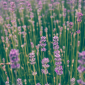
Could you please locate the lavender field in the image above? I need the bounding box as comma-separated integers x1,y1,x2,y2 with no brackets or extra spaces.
0,0,85,85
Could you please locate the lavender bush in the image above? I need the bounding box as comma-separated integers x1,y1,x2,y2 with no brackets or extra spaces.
0,0,85,85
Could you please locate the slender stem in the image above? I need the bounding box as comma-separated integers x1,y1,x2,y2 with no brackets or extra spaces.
56,75,58,85
37,50,40,75
60,76,61,84
45,68,47,83
14,69,17,85
33,65,36,85
75,22,80,84
43,52,44,57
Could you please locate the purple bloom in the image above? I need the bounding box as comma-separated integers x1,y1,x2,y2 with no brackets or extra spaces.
10,2,16,11
82,51,85,55
44,27,48,32
5,81,9,85
55,54,60,58
55,69,63,75
77,12,83,22
41,58,49,74
36,83,41,85
77,51,85,83
70,77,75,85
77,79,83,84
40,36,46,52
69,22,73,28
78,51,85,73
53,36,63,75
11,63,20,69
17,78,23,85
32,71,37,76
40,36,46,42
82,81,85,85
76,30,80,34
38,1,42,10
9,49,20,69
67,60,70,64
41,48,46,51
41,69,48,74
30,42,34,48
29,51,35,58
42,64,50,68
45,83,49,85
41,58,49,65
59,83,61,85
40,43,46,47
26,1,32,9
18,26,21,32
3,1,7,10
29,51,36,65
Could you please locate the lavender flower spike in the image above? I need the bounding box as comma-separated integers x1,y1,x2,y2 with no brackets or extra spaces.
9,49,20,69
53,35,63,75
17,78,23,85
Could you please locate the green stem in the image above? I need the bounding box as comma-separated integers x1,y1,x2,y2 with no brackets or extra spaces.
56,75,58,85
33,65,36,85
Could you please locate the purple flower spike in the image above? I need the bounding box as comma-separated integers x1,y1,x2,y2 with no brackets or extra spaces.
69,22,73,28
59,83,61,85
17,78,23,85
77,12,83,22
77,79,83,84
76,30,80,34
41,58,49,65
38,1,42,10
45,83,49,85
41,58,49,74
31,42,34,48
5,81,9,85
29,51,36,65
36,83,41,85
9,49,20,69
26,1,32,10
3,1,7,10
40,36,46,52
10,2,16,12
70,77,75,85
53,36,63,75
78,51,85,72
77,51,85,84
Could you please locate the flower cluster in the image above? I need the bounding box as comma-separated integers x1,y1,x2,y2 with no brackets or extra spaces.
67,60,70,67
77,79,85,85
30,42,34,49
76,30,80,34
9,49,20,69
38,1,42,10
26,1,32,11
53,36,63,75
3,1,7,10
17,78,23,85
10,2,16,12
36,83,41,85
5,81,9,85
77,51,85,84
40,36,46,52
29,51,36,65
41,58,50,74
69,22,73,28
77,51,85,73
70,77,75,85
77,12,83,22
53,36,59,50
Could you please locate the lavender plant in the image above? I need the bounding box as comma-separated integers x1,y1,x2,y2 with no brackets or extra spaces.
0,0,85,85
